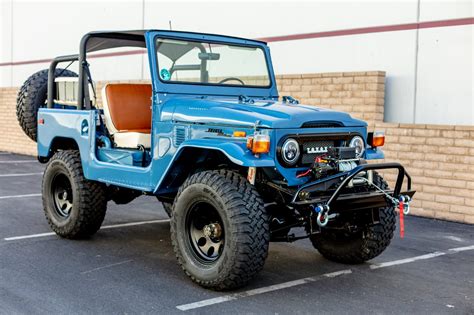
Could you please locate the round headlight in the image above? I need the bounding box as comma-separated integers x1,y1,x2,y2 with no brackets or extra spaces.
349,136,365,158
281,138,300,165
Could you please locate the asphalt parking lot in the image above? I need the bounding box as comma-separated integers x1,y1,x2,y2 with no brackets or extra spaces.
0,151,473,314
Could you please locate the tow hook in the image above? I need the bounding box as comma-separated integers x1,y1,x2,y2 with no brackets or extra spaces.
398,195,411,215
313,204,337,227
397,195,411,238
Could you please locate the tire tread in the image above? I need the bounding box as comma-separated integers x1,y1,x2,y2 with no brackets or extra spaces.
170,170,269,290
42,150,107,239
16,69,77,141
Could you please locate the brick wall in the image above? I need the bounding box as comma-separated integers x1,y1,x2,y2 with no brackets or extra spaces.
277,71,385,127
0,71,472,223
376,122,474,224
0,87,36,155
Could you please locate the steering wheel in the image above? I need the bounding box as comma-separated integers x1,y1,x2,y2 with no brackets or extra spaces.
217,77,245,85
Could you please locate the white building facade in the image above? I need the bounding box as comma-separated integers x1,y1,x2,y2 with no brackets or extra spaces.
1,0,473,124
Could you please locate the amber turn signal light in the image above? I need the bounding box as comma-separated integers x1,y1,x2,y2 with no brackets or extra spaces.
247,134,270,154
233,131,246,137
369,131,385,147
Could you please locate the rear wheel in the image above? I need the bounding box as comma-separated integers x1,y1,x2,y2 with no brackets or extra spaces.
309,173,396,264
42,150,107,239
171,170,270,290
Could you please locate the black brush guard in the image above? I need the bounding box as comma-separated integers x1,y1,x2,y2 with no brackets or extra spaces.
291,163,415,212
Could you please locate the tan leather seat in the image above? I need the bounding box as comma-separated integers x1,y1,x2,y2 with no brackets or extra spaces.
102,83,152,148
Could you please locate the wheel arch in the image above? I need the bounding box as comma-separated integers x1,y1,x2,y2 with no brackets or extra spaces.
39,136,80,163
155,146,242,198
155,140,275,197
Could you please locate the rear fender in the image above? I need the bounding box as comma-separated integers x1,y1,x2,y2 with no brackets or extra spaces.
37,109,92,162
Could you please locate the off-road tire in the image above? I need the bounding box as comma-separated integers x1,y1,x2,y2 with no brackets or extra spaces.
309,173,396,264
16,68,77,141
171,170,270,290
42,150,107,239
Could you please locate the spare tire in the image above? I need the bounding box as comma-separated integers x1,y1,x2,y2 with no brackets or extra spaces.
16,68,78,142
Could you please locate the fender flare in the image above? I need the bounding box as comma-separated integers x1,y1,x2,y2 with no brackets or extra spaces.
153,138,275,194
176,139,275,167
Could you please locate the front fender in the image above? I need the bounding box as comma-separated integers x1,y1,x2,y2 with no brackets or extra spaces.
177,139,275,167
153,138,274,194
365,147,385,160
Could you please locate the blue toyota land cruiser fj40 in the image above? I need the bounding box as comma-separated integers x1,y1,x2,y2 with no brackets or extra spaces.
16,30,415,290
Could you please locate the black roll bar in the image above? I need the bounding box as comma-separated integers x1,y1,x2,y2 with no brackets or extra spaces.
78,33,91,110
47,54,79,108
49,32,147,110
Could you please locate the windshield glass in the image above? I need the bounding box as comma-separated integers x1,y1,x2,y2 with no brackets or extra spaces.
156,38,270,87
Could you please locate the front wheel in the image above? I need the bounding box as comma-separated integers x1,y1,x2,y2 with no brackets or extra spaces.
171,170,270,290
309,173,396,264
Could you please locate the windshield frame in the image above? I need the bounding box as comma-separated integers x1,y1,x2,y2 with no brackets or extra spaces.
148,31,278,98
155,37,272,89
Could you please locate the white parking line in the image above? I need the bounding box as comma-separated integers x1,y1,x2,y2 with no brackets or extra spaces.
81,259,133,275
177,245,474,311
448,245,474,252
176,269,352,311
100,219,170,230
0,160,37,163
3,219,170,241
0,193,41,200
443,235,465,242
0,172,43,177
369,251,446,269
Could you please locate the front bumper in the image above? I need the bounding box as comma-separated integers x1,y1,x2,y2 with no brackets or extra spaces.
291,162,416,212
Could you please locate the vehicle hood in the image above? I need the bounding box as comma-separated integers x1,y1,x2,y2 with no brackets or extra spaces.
161,97,367,129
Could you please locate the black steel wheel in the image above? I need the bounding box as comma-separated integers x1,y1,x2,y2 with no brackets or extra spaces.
171,170,269,290
42,150,107,239
186,201,225,262
51,173,74,218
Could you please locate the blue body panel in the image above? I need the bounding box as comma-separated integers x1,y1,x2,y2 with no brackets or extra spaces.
37,109,91,159
37,30,384,194
159,96,366,129
365,147,385,160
